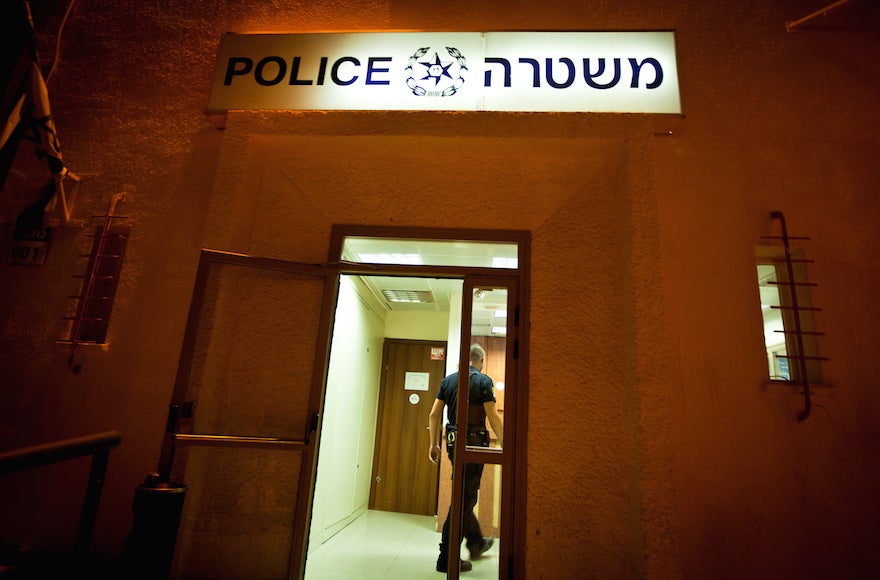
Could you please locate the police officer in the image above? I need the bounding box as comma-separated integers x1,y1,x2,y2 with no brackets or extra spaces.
428,343,504,573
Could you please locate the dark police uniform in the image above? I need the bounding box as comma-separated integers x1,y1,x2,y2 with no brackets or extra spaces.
435,365,495,562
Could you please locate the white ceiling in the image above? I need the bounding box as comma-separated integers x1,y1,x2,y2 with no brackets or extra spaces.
355,275,509,337
342,237,513,336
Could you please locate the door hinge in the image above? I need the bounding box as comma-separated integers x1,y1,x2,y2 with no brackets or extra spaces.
164,404,180,434
165,401,194,435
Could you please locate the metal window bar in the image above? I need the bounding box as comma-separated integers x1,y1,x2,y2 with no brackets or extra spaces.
776,354,831,361
760,211,829,421
0,431,122,559
774,330,825,336
766,280,818,287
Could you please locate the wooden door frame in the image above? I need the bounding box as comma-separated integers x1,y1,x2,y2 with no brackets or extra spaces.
326,225,530,580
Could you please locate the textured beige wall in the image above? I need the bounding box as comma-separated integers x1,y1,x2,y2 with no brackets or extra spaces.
653,3,880,578
0,1,878,579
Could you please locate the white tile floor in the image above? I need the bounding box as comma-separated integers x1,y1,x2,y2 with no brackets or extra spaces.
304,510,499,579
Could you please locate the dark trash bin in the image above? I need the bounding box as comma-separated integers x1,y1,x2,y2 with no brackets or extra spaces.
122,473,186,579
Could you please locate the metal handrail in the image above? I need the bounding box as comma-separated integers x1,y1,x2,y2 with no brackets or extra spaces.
0,431,122,558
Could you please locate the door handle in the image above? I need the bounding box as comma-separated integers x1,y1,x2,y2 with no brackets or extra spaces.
375,476,381,484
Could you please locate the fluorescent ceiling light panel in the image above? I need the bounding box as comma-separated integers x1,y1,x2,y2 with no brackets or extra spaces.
492,257,518,268
382,289,434,303
359,252,421,265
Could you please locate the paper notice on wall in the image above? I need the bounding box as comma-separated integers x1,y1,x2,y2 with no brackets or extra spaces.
405,372,430,391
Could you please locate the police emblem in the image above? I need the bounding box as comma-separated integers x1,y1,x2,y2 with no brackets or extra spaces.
405,46,467,96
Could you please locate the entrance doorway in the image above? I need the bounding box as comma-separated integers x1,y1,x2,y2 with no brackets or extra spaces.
307,226,527,579
161,227,528,579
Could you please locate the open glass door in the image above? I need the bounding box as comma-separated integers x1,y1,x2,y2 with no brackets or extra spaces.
446,276,518,579
158,250,338,580
325,226,527,579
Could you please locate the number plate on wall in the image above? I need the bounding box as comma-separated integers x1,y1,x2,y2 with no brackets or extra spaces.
7,227,52,266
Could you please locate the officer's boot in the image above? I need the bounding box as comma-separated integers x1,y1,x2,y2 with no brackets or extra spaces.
436,543,472,573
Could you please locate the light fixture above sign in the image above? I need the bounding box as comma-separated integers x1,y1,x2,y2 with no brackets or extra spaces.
207,31,681,115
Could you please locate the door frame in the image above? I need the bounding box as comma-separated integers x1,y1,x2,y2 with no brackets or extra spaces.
325,225,530,579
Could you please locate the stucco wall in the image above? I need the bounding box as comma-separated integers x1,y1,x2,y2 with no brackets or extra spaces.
654,2,880,578
1,1,878,579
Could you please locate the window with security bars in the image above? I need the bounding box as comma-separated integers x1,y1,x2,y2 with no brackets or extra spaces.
755,247,822,384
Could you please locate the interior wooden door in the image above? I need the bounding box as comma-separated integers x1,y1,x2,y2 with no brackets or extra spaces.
369,339,447,515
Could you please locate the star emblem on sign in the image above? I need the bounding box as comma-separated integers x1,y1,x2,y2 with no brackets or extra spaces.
419,52,454,86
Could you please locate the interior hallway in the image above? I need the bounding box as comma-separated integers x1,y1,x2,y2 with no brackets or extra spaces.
305,510,499,579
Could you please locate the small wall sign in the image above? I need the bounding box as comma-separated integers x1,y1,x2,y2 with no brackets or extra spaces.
7,226,52,266
208,31,681,114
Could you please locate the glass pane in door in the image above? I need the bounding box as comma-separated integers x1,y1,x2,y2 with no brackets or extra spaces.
170,445,302,579
455,462,503,578
183,260,325,438
466,286,507,452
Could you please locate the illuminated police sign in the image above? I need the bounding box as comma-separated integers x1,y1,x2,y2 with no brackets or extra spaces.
208,32,681,114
